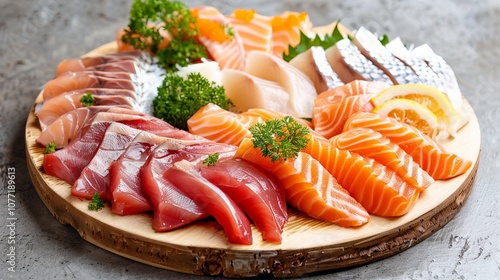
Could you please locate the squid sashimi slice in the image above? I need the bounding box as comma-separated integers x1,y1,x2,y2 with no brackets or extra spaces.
325,38,393,85
343,112,472,180
188,103,261,146
72,123,142,201
235,138,370,227
141,140,236,232
165,159,253,245
329,128,434,191
194,6,246,70
271,11,313,58
43,71,135,100
108,131,166,215
313,80,389,139
56,52,144,75
227,10,273,54
244,51,318,118
303,135,420,217
221,69,290,114
352,27,422,85
37,91,137,130
201,158,288,243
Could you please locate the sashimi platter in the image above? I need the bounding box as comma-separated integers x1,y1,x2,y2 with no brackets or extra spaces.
25,0,480,278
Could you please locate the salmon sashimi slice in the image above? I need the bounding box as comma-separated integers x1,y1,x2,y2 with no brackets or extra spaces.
235,138,370,227
43,72,135,100
201,158,288,243
194,6,246,70
227,9,273,54
242,108,313,129
303,135,420,216
108,131,167,215
352,27,422,85
187,103,260,146
329,128,434,191
343,112,472,180
72,123,142,201
271,11,313,58
325,38,393,84
313,80,390,139
221,68,290,114
141,140,235,232
36,92,137,130
165,159,253,245
244,51,318,118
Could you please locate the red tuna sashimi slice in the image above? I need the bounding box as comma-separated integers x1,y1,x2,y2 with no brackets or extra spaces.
165,159,253,245
140,140,237,231
108,131,168,215
72,123,142,201
37,92,137,130
329,127,434,191
43,72,135,100
201,158,287,243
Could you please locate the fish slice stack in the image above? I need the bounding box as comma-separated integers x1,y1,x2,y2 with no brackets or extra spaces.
34,5,474,245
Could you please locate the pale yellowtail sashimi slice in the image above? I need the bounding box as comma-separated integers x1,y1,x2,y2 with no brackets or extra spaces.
227,9,273,54
221,69,290,114
352,27,422,85
343,112,472,180
329,127,434,191
325,38,393,85
235,138,370,227
303,135,420,217
244,51,317,118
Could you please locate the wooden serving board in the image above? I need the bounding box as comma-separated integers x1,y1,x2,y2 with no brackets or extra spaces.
25,42,481,278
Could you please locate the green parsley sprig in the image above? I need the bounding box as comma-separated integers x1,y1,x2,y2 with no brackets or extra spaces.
80,92,95,107
153,72,232,130
283,22,345,62
249,116,310,162
88,192,105,211
44,141,56,154
122,0,206,70
203,153,219,166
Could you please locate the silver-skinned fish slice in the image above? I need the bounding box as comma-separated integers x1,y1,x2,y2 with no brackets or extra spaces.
325,38,393,85
352,27,422,85
310,46,345,90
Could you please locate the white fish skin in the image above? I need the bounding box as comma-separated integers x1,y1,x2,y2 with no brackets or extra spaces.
326,38,393,85
353,27,422,85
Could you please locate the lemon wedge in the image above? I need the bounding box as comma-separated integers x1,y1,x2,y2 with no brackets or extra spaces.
370,84,461,139
372,98,439,137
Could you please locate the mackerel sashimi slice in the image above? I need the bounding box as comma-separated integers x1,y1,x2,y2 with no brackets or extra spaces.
165,160,253,245
235,138,370,227
72,123,142,201
140,140,237,232
201,158,288,243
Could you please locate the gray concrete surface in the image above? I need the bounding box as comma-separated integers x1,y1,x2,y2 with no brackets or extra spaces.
1,0,499,279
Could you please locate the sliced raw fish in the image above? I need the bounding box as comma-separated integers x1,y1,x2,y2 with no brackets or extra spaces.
141,140,237,232
201,158,287,243
221,69,290,114
72,123,142,201
165,159,253,245
352,27,422,85
271,11,313,58
325,38,393,84
329,127,434,191
244,51,317,118
289,47,336,93
36,91,137,130
227,10,273,54
56,52,150,75
343,112,472,180
235,138,370,227
311,46,344,90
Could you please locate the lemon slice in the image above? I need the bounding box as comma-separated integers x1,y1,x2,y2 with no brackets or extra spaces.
372,98,439,137
370,84,461,138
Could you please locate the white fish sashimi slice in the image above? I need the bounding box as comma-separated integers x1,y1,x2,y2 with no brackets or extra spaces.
221,69,290,114
326,38,393,85
353,27,422,85
176,61,222,85
244,51,317,118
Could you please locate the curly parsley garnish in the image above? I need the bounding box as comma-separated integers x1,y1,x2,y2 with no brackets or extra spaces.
121,0,206,70
80,92,95,107
44,141,56,154
88,192,105,211
203,153,219,166
249,116,310,162
153,72,232,130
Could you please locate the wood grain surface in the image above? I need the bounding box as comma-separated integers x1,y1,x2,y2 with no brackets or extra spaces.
25,43,481,278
